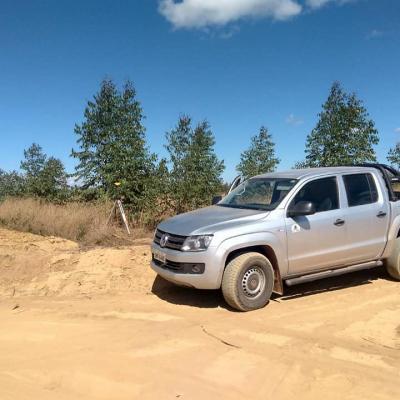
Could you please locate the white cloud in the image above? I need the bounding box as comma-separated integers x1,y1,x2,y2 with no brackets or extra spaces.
306,0,355,9
159,0,359,30
286,114,304,126
219,26,241,39
367,29,384,39
306,0,331,8
395,127,400,133
159,0,303,29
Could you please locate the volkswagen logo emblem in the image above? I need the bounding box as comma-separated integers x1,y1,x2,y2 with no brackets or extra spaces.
160,234,169,248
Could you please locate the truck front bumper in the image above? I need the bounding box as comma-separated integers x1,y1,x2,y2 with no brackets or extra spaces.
150,243,222,290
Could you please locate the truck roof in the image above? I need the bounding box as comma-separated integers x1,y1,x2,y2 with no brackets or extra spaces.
255,166,379,180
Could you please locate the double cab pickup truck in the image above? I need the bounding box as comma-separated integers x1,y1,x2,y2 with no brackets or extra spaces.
151,164,400,311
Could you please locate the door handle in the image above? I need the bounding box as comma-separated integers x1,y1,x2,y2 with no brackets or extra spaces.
377,211,387,218
334,219,345,226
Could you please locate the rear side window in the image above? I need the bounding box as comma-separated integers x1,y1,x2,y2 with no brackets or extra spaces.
343,174,378,207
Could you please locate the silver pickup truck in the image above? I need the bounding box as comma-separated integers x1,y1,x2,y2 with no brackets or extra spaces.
151,164,400,311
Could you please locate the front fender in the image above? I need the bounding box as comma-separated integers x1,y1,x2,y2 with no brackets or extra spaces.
213,231,288,287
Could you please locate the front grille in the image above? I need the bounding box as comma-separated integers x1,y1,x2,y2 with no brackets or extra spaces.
154,229,187,251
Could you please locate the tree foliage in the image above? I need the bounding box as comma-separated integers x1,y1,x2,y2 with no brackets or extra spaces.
387,144,400,169
139,158,172,226
21,143,46,179
2,77,390,229
292,160,309,170
236,126,280,178
302,82,379,167
0,169,26,198
20,143,68,201
166,116,225,213
71,79,156,211
39,157,69,200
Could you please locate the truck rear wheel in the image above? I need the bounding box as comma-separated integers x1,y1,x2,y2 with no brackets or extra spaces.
385,238,400,280
222,252,274,311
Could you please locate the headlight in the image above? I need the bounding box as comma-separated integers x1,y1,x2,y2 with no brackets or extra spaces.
181,235,213,252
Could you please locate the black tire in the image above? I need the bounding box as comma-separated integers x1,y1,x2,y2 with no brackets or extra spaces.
221,252,274,311
385,238,400,280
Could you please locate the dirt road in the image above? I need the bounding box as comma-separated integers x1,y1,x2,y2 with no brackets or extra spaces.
0,228,399,399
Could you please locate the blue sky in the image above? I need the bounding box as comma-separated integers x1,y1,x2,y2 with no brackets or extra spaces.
0,0,399,182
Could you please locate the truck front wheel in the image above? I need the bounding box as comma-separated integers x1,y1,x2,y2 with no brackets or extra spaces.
385,238,400,280
222,252,274,311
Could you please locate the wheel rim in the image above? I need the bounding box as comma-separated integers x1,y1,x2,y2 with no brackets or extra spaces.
241,266,266,299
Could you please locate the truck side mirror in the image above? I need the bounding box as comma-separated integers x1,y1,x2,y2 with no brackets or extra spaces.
287,201,316,218
212,195,222,205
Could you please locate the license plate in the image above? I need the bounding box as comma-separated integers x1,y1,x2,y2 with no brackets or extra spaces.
153,250,167,264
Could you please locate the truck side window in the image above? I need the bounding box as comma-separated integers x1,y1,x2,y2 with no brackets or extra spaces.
343,173,378,207
383,169,400,200
291,177,339,213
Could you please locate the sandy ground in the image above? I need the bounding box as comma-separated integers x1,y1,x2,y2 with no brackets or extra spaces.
0,228,399,400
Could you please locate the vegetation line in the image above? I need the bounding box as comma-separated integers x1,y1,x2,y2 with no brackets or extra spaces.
1,79,399,242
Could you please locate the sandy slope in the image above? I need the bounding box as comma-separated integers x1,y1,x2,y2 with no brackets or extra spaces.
0,228,399,400
0,228,154,297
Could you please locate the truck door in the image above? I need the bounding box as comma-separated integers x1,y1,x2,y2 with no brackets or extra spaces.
285,176,349,274
340,172,390,263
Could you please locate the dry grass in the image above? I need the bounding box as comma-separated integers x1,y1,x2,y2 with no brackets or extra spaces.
0,197,152,246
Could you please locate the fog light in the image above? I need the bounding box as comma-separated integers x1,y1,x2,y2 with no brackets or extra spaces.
191,265,201,274
183,263,205,274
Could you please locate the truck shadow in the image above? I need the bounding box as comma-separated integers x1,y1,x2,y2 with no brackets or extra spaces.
151,267,394,309
151,275,229,309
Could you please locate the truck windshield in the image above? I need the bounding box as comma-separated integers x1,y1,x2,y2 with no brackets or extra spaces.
218,178,298,211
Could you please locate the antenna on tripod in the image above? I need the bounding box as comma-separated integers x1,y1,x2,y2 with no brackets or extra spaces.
107,182,131,235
